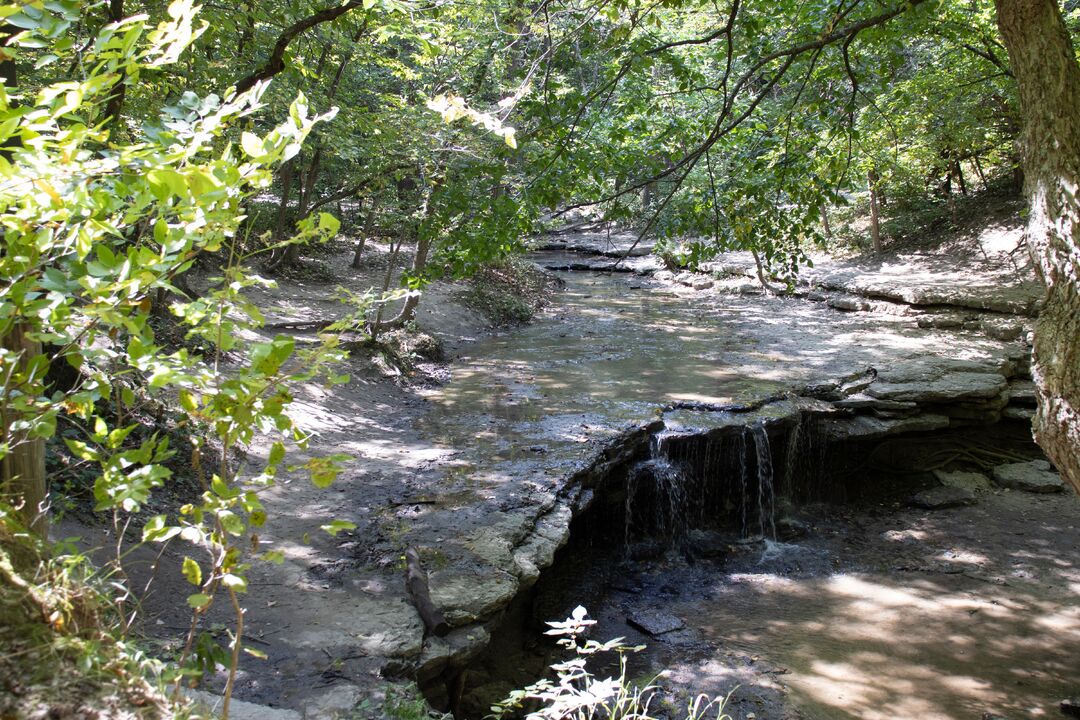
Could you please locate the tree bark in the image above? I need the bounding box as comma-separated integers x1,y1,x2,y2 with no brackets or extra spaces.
867,169,883,253
351,197,378,270
995,0,1080,492
2,324,47,536
0,28,46,536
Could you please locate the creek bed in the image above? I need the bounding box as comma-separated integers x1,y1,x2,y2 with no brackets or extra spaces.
450,421,1080,720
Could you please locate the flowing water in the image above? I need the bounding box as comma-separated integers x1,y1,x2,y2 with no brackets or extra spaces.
412,264,1080,720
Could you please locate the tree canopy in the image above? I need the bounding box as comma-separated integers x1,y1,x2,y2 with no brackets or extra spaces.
1,0,1079,712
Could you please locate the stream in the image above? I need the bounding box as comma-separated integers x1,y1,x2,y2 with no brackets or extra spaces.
407,259,1080,720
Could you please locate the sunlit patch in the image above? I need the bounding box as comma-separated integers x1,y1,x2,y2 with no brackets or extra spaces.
882,529,928,542
935,549,988,565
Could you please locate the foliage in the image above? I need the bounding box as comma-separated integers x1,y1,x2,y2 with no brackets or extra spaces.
492,607,733,720
458,258,562,327
0,505,186,718
0,0,1059,713
0,0,356,714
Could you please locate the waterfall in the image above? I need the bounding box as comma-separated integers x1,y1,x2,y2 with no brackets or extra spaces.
625,431,690,550
735,430,749,538
751,425,777,540
625,420,781,552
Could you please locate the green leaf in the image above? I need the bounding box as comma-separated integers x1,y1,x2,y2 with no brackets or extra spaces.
179,390,197,412
218,510,245,536
187,593,212,609
317,212,340,235
221,573,247,592
182,557,202,586
147,168,187,199
321,519,357,537
268,441,285,466
142,515,182,542
240,131,264,159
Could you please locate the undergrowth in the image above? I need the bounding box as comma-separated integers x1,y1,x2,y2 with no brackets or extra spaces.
0,510,190,719
458,258,564,327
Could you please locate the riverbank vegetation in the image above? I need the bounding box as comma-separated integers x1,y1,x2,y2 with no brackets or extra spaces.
1,0,1079,717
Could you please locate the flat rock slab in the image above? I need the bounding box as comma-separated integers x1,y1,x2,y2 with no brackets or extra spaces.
429,566,520,626
911,486,978,509
822,413,950,442
992,460,1064,493
185,690,302,720
627,609,685,636
934,469,992,492
868,371,1008,403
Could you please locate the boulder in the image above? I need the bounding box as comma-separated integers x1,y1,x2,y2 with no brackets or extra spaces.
910,486,977,509
776,517,810,540
429,566,520,626
687,529,731,558
991,460,1065,493
1002,406,1035,421
1007,380,1037,407
980,318,1025,342
415,625,491,681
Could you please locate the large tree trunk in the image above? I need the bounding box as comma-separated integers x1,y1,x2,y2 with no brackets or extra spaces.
995,0,1080,493
2,324,47,536
0,28,46,536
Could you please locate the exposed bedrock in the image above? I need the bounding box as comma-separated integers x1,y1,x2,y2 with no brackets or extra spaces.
403,353,1059,704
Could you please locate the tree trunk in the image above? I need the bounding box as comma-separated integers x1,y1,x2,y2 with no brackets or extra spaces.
273,159,295,244
2,324,47,536
995,0,1080,492
867,169,882,253
102,0,127,128
0,28,45,536
953,160,968,196
821,205,832,238
973,155,989,192
351,198,378,270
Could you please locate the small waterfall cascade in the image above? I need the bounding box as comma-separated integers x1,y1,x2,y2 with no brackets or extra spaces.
625,430,690,550
780,410,825,502
624,419,783,551
751,424,777,540
734,430,749,537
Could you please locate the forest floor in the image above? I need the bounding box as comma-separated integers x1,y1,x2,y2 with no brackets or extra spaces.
55,193,1079,720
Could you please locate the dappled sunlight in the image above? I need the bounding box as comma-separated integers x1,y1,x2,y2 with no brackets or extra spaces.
677,495,1080,720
